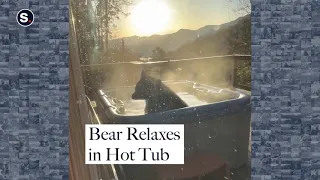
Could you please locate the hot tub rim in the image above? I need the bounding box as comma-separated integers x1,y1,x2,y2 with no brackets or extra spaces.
97,81,251,124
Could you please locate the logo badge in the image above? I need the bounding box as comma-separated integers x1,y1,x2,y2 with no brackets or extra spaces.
16,9,34,27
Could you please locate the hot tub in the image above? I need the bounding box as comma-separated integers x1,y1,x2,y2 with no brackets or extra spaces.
96,80,251,168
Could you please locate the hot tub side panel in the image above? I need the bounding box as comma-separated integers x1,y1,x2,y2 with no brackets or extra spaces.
183,105,251,168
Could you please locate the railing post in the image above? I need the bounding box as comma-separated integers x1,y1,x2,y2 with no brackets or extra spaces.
232,56,238,88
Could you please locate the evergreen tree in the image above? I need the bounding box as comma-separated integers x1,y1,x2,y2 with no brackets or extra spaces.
151,47,166,61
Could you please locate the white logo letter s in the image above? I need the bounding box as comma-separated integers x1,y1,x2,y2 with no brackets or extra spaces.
20,13,28,23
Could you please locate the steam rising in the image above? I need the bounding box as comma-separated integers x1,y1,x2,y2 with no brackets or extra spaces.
100,57,235,89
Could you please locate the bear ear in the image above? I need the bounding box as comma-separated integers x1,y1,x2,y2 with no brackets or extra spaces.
141,70,146,79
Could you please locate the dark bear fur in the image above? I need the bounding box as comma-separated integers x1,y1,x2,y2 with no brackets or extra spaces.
132,71,188,114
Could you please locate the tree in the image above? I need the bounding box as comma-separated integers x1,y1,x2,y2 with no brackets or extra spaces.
151,47,167,61
228,0,251,15
226,15,251,55
95,0,133,53
108,40,140,62
70,0,133,64
70,0,135,97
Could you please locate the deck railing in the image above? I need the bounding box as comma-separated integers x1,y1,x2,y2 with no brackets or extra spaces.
81,55,251,97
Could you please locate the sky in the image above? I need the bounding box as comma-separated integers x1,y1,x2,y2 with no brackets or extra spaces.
112,0,243,38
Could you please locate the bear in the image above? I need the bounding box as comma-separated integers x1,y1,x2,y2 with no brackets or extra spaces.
132,70,188,114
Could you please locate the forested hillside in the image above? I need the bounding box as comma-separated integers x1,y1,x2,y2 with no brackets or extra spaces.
169,15,251,59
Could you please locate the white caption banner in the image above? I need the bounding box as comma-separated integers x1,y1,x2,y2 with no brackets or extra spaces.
85,124,184,164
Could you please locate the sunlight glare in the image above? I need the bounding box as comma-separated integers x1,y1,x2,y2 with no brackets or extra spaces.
130,0,172,36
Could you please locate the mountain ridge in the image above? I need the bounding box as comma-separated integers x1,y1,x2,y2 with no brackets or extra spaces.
109,15,249,57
